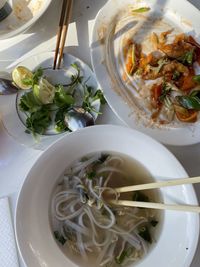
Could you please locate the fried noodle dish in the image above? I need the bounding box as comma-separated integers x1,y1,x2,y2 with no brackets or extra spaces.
123,30,200,124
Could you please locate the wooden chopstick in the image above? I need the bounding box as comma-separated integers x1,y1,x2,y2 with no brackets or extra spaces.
114,176,200,193
53,0,68,69
53,0,73,69
109,200,200,213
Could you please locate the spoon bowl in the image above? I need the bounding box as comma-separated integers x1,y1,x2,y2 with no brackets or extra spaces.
64,107,94,131
0,78,18,95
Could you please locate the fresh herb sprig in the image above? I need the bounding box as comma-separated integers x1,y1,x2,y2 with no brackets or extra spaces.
18,63,105,137
178,49,194,65
19,91,41,113
176,95,200,110
159,82,172,102
25,108,51,136
22,67,43,87
132,7,151,13
193,75,200,84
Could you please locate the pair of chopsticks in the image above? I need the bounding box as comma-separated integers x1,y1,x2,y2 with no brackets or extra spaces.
53,0,73,69
108,176,200,213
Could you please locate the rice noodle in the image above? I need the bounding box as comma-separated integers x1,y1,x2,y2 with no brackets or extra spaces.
64,220,89,236
51,153,159,267
97,166,126,176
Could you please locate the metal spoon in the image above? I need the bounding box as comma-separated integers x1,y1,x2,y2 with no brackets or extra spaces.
0,1,12,22
0,78,18,95
64,107,94,131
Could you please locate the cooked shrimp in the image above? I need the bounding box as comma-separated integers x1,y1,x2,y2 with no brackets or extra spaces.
161,61,189,76
159,41,194,59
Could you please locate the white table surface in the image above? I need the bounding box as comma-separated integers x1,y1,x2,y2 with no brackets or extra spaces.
0,0,200,266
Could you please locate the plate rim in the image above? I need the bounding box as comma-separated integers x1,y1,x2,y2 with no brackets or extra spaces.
90,0,200,146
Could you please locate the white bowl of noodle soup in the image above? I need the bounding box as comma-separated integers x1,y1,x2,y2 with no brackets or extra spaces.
15,125,199,267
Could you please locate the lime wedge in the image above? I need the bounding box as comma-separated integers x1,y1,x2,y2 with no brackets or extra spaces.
12,66,33,90
33,78,55,104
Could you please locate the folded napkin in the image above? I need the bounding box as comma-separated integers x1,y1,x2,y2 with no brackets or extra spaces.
0,197,19,267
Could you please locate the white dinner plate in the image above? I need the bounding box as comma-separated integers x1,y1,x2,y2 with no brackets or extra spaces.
15,125,199,267
1,51,101,150
91,0,200,145
0,0,52,39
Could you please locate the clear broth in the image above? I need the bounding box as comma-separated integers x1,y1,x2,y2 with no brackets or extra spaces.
50,152,163,267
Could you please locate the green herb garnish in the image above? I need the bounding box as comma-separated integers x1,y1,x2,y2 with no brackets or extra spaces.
132,7,151,13
190,89,200,98
18,63,104,138
138,226,152,243
26,108,51,135
93,89,106,104
54,85,75,108
176,95,200,110
82,85,103,114
149,58,168,75
178,49,194,65
115,250,128,264
150,220,159,227
22,67,43,87
172,70,181,80
193,75,200,84
54,231,66,245
19,91,41,113
70,63,83,85
55,108,69,133
132,191,149,202
87,171,96,180
159,82,172,102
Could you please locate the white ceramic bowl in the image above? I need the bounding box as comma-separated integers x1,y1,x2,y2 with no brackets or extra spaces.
0,0,52,39
15,125,199,267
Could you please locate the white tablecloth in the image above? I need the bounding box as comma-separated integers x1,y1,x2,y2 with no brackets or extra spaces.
0,0,200,266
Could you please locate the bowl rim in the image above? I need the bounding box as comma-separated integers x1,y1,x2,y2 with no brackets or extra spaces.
0,0,52,39
14,125,200,267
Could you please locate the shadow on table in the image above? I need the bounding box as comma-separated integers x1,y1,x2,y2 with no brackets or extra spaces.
64,0,108,67
1,0,170,70
0,0,109,69
0,0,60,63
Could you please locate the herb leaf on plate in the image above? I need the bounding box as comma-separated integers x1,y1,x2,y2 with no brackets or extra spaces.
70,63,83,85
19,91,41,113
159,82,172,102
82,85,105,114
138,226,152,243
54,85,75,108
32,67,43,84
178,49,194,65
93,89,106,104
17,62,105,138
132,7,151,13
176,95,200,110
22,67,43,87
55,108,70,133
26,108,51,135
